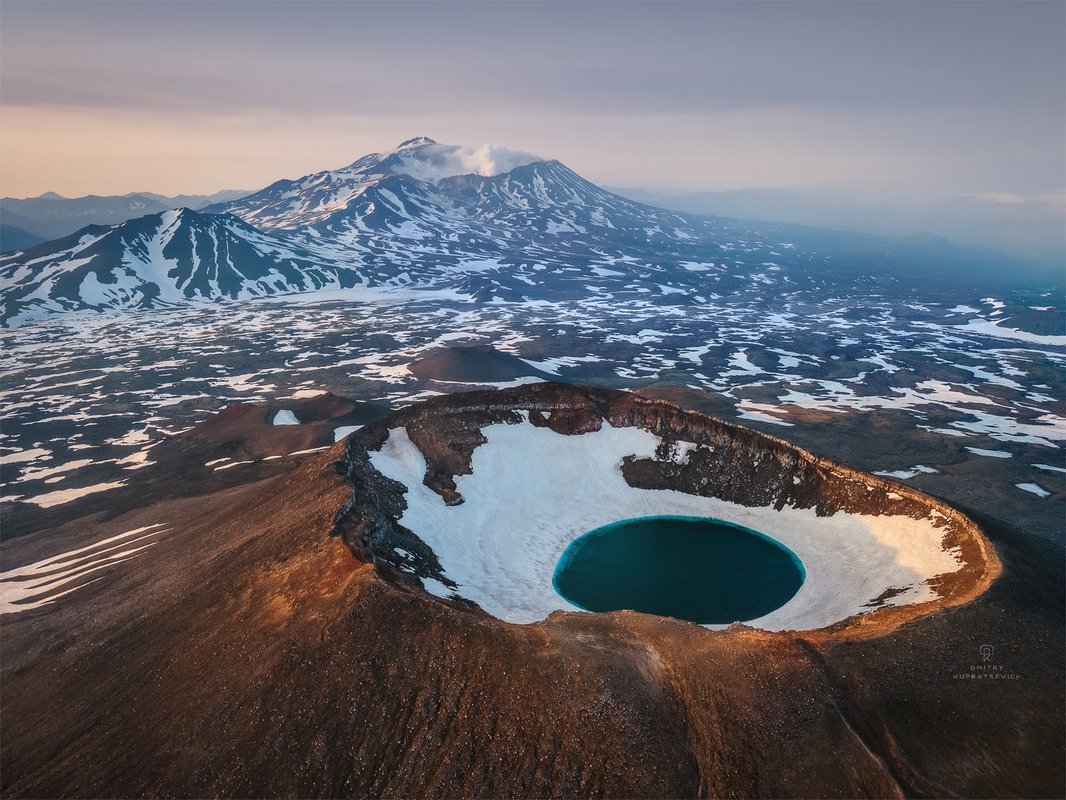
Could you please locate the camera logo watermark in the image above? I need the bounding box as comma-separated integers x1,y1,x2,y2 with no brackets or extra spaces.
952,643,1020,682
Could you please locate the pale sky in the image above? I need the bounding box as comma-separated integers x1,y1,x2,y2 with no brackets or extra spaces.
1,0,1063,198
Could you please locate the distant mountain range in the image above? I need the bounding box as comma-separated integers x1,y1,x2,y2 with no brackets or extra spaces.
0,188,251,249
607,184,1066,265
1,137,1058,324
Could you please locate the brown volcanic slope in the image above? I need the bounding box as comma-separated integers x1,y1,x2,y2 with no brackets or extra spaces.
0,391,389,541
1,384,1062,799
408,343,554,382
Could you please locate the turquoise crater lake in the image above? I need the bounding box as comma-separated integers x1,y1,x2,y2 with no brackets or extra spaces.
552,516,806,624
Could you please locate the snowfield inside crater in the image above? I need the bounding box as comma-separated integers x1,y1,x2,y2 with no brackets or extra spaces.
370,417,964,631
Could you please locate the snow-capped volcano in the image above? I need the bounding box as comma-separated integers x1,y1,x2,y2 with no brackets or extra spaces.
204,137,747,271
204,137,542,230
0,137,1035,323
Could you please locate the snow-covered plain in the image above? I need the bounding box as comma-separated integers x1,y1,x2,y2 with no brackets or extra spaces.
370,418,963,632
0,292,1061,513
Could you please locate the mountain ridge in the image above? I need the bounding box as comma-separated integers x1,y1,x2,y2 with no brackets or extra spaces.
2,137,1055,325
0,207,369,322
0,188,254,243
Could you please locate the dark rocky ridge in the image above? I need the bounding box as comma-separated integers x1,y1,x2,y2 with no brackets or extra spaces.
335,382,998,634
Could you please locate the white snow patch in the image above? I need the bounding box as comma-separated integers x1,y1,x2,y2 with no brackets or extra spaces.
214,460,253,471
0,447,50,465
272,409,300,426
518,355,603,376
449,258,504,273
949,410,1066,447
954,319,1066,346
965,447,1013,459
28,481,127,508
430,376,544,389
106,428,151,447
286,446,330,456
17,458,93,482
279,388,326,400
421,576,454,599
736,403,794,427
874,465,938,480
334,425,362,442
1033,463,1066,474
116,449,154,470
1015,483,1051,498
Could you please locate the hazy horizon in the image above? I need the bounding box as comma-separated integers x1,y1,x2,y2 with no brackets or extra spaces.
2,0,1063,201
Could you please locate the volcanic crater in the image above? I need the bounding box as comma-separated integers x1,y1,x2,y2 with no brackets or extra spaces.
336,382,999,634
6,384,1056,800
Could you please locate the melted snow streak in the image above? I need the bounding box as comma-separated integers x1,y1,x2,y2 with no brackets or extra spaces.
0,524,168,614
1016,483,1051,499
